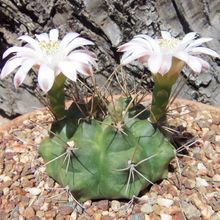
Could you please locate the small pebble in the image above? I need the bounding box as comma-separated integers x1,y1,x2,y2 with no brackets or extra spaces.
140,203,153,214
101,215,112,220
84,200,92,208
97,200,109,211
201,206,214,219
0,175,12,182
40,203,49,211
23,207,35,219
212,174,220,182
86,207,94,216
70,210,77,220
111,200,120,211
25,187,42,196
196,177,209,187
210,213,220,220
44,210,56,218
59,206,73,215
197,162,207,175
3,187,9,195
160,213,172,220
129,213,145,220
157,198,174,208
102,211,109,215
36,210,44,218
182,201,201,219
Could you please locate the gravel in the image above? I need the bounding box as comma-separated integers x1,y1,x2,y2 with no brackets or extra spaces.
0,99,219,219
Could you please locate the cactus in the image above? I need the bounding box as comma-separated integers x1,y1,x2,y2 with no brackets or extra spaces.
39,97,174,202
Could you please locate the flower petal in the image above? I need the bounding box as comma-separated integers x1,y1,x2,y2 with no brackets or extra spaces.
0,57,24,79
181,32,197,44
121,50,150,65
60,32,80,48
131,38,154,50
69,50,97,66
63,37,94,55
158,56,172,75
49,29,59,41
18,35,39,50
187,37,213,49
13,59,35,88
73,61,93,76
174,51,189,63
138,55,149,63
35,33,49,42
196,57,210,70
3,46,35,59
161,31,172,39
38,65,55,92
58,61,77,81
136,34,160,52
190,47,219,58
148,54,163,74
187,55,202,73
117,42,136,52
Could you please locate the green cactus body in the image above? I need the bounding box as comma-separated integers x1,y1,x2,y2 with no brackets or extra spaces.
39,97,174,202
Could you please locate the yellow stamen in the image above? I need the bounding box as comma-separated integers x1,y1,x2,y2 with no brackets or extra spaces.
39,40,59,54
158,38,179,49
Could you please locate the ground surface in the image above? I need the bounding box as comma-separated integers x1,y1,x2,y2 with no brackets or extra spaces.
0,100,219,220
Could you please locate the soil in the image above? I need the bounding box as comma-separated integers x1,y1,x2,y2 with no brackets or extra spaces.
0,99,219,220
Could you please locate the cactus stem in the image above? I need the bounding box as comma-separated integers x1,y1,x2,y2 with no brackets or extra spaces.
48,74,66,120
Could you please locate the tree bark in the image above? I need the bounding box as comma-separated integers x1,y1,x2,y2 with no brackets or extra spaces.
0,0,220,117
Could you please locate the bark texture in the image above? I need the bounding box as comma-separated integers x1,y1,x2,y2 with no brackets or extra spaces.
0,0,220,117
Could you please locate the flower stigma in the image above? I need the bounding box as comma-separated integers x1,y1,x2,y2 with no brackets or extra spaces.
39,40,60,55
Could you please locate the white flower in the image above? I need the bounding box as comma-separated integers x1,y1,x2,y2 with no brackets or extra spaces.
118,31,219,75
1,29,97,92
